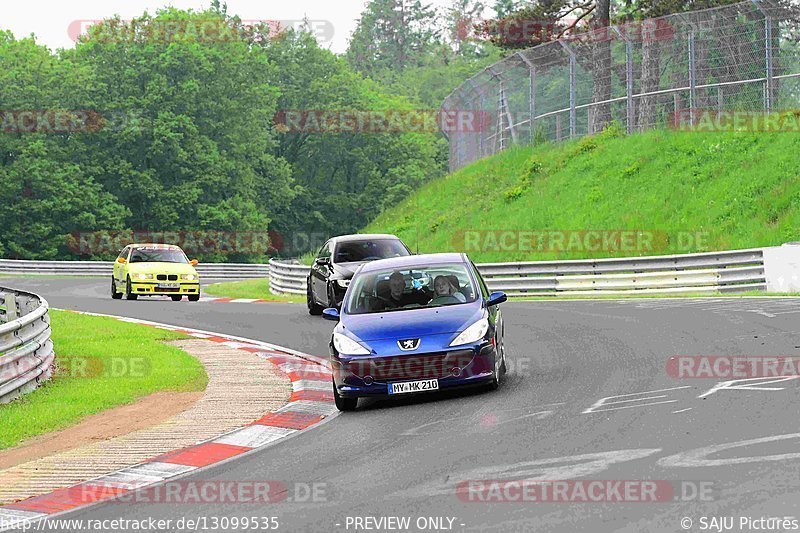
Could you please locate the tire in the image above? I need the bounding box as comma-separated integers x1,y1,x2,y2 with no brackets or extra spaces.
328,284,339,310
333,380,357,411
171,295,183,302
111,277,122,300
307,278,323,315
125,277,138,301
188,294,200,302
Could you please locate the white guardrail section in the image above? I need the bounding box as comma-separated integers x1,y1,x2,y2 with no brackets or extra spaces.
0,260,269,280
0,287,54,404
269,248,776,297
3,245,797,297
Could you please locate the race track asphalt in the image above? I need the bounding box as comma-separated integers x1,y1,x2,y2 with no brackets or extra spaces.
4,277,800,533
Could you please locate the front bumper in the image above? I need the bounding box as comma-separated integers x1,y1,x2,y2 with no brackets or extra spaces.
332,342,497,398
130,281,200,296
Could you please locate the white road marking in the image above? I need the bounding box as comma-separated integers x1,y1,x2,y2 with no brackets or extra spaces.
672,408,693,414
583,386,691,414
698,376,800,398
747,309,777,318
658,432,800,468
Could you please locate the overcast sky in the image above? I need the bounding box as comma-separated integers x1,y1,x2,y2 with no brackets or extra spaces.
1,0,461,54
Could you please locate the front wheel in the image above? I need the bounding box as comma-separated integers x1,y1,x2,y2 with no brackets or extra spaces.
111,277,122,300
188,294,200,302
333,380,357,411
125,277,138,301
307,279,323,316
171,295,183,302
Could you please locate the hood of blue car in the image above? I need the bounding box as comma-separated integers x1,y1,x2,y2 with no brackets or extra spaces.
340,303,483,342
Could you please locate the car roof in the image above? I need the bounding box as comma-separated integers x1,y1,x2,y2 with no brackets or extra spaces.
129,243,182,250
359,253,466,272
330,234,401,244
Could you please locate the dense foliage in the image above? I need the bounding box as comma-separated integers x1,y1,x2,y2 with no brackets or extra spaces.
0,7,454,261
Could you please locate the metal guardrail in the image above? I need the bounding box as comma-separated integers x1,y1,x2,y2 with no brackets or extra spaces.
268,259,310,295
0,287,54,404
268,248,767,298
0,260,269,280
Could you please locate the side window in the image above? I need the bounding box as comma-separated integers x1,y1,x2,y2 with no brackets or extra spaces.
318,241,332,260
471,260,489,298
118,247,130,261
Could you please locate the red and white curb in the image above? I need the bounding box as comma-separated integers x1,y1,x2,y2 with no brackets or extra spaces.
199,297,298,304
0,313,335,530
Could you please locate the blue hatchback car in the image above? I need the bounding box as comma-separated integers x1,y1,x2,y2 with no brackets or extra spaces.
323,253,508,411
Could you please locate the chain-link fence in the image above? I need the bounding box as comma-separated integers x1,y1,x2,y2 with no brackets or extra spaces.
442,0,800,172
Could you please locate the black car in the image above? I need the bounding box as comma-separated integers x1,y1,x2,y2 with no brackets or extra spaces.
307,234,411,315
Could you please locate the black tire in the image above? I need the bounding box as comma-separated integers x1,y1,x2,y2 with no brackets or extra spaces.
111,277,122,300
125,277,138,301
333,380,357,411
328,284,339,310
188,294,200,302
171,295,183,302
307,278,323,315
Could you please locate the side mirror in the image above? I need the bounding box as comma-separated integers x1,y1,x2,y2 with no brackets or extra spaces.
486,291,507,307
190,259,199,266
322,308,340,321
315,257,330,266
117,257,126,264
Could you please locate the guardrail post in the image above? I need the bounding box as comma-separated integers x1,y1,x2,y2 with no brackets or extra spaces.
4,292,17,322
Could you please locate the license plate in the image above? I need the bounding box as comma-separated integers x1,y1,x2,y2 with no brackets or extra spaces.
388,379,439,395
158,283,180,289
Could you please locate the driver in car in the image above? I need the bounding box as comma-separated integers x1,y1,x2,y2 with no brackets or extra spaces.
375,271,409,310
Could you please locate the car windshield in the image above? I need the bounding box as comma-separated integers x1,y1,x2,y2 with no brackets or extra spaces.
345,263,476,315
333,239,409,263
129,247,188,264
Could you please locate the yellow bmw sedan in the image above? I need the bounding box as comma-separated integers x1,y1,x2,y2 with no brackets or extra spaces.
111,244,201,301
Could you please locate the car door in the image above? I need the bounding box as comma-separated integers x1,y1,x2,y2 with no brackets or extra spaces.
114,246,130,285
311,240,333,304
471,259,503,347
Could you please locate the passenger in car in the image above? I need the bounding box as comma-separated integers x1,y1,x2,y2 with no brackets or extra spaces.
432,275,466,303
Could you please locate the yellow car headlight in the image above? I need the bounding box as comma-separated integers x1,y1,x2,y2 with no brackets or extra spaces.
181,274,197,281
134,273,154,281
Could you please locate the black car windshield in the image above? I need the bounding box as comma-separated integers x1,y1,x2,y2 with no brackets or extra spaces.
345,264,476,315
129,248,189,264
333,239,409,263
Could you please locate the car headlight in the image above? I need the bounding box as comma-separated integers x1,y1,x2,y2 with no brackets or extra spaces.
332,333,370,355
449,318,490,347
134,273,154,281
335,279,350,288
181,274,197,281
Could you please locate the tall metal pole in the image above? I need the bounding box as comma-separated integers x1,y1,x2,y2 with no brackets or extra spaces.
689,30,696,125
612,26,633,135
765,16,774,112
559,40,577,138
517,52,537,144
752,0,775,112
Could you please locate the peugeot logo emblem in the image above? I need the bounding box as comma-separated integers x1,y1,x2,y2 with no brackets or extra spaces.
398,338,420,351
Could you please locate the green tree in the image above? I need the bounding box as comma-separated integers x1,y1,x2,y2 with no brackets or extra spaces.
347,0,440,76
